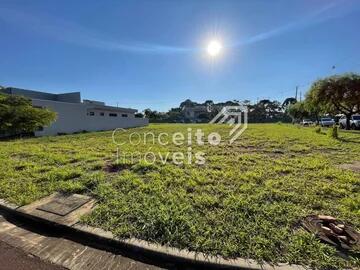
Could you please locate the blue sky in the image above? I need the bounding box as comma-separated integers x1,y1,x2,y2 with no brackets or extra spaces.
1,0,360,111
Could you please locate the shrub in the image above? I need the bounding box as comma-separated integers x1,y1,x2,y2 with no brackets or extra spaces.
0,93,56,135
328,125,338,139
314,127,321,134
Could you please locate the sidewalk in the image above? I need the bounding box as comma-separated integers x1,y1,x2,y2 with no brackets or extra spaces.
0,214,163,270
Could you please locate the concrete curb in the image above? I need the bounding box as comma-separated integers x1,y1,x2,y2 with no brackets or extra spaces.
0,199,307,270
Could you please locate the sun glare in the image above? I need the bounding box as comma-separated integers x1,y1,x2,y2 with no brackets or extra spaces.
207,40,222,57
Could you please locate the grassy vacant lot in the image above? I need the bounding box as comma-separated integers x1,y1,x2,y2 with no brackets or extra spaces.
0,124,359,269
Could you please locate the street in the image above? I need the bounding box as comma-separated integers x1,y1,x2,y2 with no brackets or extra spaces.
0,241,65,270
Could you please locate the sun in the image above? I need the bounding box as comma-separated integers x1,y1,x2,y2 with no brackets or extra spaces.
207,40,222,57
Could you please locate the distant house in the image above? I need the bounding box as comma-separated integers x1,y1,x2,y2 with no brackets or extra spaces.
181,100,239,122
182,104,210,120
0,87,148,136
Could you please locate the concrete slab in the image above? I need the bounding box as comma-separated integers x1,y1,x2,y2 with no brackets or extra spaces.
0,198,19,210
37,194,91,216
18,193,96,226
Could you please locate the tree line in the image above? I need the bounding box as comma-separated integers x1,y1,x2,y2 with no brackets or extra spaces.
0,72,359,136
142,99,293,123
144,73,360,129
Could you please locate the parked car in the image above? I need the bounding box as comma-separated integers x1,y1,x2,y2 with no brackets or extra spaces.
301,119,313,126
339,115,360,129
319,117,335,127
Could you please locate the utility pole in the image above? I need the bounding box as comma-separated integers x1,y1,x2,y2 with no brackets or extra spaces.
299,91,302,102
295,86,298,101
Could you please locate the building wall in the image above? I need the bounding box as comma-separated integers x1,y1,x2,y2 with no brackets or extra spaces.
33,99,148,136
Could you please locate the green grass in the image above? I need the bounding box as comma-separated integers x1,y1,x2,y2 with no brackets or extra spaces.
0,124,359,269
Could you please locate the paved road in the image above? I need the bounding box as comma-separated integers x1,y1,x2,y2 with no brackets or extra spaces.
0,241,65,270
0,214,163,270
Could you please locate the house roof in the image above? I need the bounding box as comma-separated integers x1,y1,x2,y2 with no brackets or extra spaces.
1,87,138,113
87,104,137,113
1,87,81,103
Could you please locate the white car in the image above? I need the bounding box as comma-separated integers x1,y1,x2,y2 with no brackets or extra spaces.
320,117,335,127
301,119,313,126
339,115,360,129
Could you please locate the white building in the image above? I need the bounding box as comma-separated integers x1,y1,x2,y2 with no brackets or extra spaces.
1,87,148,136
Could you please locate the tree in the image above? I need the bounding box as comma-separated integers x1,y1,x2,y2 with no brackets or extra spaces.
306,73,360,129
287,102,309,122
143,108,168,122
282,97,297,109
179,99,197,109
259,100,282,119
166,107,182,122
246,99,285,122
143,108,152,118
242,100,251,106
204,100,214,106
0,93,56,135
303,97,322,123
134,112,144,118
143,108,158,119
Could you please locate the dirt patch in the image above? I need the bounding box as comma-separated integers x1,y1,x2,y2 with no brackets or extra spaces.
338,161,360,173
104,162,133,173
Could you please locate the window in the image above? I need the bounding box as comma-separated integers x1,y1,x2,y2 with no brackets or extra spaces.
100,112,105,116
109,113,118,117
121,114,128,117
89,112,95,116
